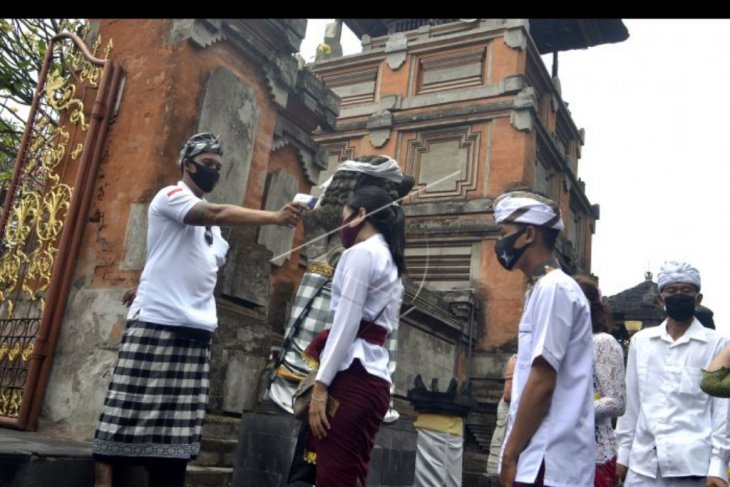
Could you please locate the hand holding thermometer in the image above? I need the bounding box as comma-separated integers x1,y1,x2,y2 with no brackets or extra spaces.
293,193,317,209
288,193,317,228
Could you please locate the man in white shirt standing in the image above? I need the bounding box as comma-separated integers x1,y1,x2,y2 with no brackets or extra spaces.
494,191,595,487
92,133,306,487
616,261,730,487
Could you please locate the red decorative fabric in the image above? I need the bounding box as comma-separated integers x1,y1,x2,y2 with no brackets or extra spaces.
302,322,387,365
305,360,390,487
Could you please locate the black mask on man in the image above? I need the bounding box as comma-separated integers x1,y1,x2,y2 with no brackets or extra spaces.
187,161,220,193
664,294,696,322
495,227,528,271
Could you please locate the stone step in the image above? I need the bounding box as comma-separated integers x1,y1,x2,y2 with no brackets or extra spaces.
463,471,495,487
185,465,233,487
191,437,239,468
462,449,489,473
465,422,493,454
201,414,241,439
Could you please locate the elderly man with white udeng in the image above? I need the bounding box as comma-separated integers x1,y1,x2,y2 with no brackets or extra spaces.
616,261,730,487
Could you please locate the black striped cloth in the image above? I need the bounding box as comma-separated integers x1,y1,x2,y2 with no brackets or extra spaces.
92,320,211,460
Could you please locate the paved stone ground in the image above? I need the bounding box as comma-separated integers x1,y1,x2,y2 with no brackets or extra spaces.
0,429,94,487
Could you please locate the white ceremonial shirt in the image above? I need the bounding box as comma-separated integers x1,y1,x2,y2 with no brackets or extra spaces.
616,319,730,482
503,268,596,487
128,181,229,332
316,233,403,386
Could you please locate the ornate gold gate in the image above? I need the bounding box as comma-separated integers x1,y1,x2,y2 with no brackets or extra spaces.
0,31,122,430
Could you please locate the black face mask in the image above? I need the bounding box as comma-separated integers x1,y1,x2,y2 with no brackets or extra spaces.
495,227,528,271
664,294,696,322
187,161,220,193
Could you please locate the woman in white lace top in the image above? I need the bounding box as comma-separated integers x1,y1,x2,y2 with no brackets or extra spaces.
575,275,626,487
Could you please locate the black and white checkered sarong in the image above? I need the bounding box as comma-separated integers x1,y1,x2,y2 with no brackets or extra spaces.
92,320,211,460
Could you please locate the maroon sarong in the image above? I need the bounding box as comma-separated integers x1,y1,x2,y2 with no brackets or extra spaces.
594,457,616,487
306,359,390,487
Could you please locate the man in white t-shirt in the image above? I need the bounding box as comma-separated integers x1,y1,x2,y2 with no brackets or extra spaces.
494,191,595,487
92,133,306,487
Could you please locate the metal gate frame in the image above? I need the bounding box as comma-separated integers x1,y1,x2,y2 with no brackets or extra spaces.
0,31,122,430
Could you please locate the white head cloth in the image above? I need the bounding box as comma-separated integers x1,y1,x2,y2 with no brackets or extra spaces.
657,260,701,291
493,191,564,230
315,156,403,208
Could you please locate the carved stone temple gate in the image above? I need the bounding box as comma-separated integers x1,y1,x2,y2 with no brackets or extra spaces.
0,31,122,430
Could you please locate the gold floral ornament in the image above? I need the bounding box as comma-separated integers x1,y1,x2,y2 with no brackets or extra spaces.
4,192,40,249
35,184,72,242
7,342,20,363
44,72,88,131
0,389,22,417
0,343,8,361
21,343,33,362
22,124,70,193
71,143,83,160
70,31,113,87
4,302,14,321
0,389,9,416
24,248,57,302
39,126,70,176
26,116,52,167
0,253,23,310
104,38,113,60
71,34,103,87
18,183,71,302
9,390,21,417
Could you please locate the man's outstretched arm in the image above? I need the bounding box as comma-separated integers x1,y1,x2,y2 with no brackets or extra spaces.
183,201,303,227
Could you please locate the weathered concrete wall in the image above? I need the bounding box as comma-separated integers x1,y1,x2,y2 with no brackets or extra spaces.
393,319,458,397
257,170,299,267
197,67,259,207
39,287,128,439
210,301,270,414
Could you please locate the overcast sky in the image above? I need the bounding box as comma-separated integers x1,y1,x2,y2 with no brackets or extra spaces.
300,19,730,334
